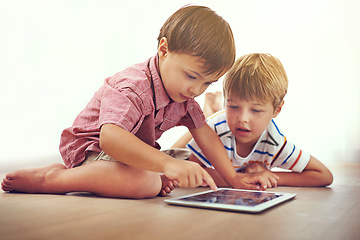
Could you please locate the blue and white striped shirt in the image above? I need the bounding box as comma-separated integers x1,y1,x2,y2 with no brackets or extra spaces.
186,110,310,172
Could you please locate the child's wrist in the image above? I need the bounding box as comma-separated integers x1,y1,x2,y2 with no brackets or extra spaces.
223,171,239,187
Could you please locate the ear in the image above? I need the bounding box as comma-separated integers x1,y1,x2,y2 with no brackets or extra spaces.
158,37,169,60
273,100,284,118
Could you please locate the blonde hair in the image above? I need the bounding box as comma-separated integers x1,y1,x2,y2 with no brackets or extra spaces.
223,53,288,109
158,5,235,76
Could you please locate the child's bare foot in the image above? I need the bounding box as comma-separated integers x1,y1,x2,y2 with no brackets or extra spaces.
203,91,223,117
1,163,66,194
158,175,178,197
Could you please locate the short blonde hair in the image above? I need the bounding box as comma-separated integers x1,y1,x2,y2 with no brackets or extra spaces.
223,53,288,109
158,5,235,76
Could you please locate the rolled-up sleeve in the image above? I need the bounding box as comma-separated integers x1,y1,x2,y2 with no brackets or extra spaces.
98,78,151,133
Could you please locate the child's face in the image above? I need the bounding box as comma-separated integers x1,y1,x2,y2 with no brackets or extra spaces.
225,96,282,149
158,39,224,103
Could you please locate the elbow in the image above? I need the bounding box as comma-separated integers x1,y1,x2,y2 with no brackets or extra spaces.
325,172,334,187
320,170,334,187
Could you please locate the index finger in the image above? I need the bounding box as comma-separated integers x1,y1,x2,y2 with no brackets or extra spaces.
201,169,218,191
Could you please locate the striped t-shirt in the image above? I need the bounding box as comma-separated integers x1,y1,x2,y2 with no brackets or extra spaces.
186,110,310,172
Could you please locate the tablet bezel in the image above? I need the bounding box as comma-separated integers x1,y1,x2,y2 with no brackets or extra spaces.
165,188,296,213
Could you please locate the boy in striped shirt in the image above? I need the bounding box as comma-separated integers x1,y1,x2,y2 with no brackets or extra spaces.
174,53,333,189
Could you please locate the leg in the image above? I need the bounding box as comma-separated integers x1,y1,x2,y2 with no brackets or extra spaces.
2,161,164,199
203,91,223,118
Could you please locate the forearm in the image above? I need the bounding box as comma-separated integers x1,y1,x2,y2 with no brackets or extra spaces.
275,171,330,187
203,168,229,187
100,124,218,190
275,156,333,187
100,124,173,173
188,154,229,187
171,131,192,149
189,124,236,185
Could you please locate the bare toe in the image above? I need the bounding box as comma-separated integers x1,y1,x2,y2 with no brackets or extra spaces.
167,181,174,190
1,178,12,191
159,190,167,197
159,175,177,196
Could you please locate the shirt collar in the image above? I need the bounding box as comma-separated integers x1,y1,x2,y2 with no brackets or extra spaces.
149,54,171,110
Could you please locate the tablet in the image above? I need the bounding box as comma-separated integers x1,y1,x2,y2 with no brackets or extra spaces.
165,188,296,213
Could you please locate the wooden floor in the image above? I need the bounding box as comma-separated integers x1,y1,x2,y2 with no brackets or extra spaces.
0,162,359,240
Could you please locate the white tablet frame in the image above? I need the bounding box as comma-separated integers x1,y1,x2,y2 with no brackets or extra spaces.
165,188,296,213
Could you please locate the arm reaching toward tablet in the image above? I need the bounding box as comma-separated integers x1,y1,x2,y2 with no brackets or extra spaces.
187,154,279,191
242,156,333,187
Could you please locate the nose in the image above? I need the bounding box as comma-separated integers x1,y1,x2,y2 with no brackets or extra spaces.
237,109,249,123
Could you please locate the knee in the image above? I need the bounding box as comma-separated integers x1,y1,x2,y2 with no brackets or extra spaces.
129,171,162,199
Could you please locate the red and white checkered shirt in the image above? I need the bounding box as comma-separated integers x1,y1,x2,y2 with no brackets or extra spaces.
60,55,205,168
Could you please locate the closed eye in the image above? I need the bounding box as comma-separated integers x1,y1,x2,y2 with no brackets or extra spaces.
228,105,238,109
186,73,196,80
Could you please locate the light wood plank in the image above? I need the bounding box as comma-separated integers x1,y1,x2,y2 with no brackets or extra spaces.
0,163,359,240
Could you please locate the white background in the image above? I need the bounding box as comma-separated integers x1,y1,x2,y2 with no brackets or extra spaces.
1,0,359,170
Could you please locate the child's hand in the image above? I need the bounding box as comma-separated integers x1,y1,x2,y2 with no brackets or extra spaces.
164,159,218,191
229,171,279,191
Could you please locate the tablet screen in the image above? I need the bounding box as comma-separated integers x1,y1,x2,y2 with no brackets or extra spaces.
179,189,282,207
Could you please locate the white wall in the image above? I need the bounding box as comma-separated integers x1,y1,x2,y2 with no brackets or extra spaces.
1,0,359,169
